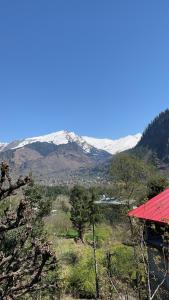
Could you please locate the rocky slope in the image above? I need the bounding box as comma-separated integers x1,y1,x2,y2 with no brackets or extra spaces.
0,130,141,184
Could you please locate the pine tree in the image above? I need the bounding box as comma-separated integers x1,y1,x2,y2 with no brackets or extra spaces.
69,186,91,243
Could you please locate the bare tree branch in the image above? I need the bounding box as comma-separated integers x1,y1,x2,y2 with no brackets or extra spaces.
0,162,59,299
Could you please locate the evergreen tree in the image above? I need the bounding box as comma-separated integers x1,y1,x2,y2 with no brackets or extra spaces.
69,186,91,242
137,109,169,161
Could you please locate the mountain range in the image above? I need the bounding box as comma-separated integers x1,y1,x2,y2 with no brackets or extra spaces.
0,131,141,184
2,108,169,184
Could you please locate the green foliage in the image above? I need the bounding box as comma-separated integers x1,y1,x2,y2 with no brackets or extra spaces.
25,184,52,218
110,153,146,205
69,185,101,242
45,211,77,238
110,153,152,186
69,186,92,242
108,245,136,281
59,229,78,239
43,185,70,198
54,195,71,214
54,239,139,299
85,224,112,247
137,109,169,161
68,248,98,298
147,174,168,199
88,187,102,224
100,204,126,225
110,153,165,206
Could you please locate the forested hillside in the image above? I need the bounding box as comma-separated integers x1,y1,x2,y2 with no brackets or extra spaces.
135,109,169,164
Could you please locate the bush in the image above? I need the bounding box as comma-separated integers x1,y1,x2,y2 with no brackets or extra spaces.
107,245,136,282
85,224,112,247
68,248,96,298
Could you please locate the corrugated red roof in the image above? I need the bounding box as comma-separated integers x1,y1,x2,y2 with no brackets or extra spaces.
128,188,169,224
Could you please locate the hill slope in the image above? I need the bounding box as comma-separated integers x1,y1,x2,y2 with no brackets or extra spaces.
0,131,141,184
135,109,169,165
1,130,141,155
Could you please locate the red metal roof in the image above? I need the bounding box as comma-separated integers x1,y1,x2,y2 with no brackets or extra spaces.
128,189,169,224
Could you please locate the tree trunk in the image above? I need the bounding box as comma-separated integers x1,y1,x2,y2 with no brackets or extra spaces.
92,222,99,299
78,228,84,243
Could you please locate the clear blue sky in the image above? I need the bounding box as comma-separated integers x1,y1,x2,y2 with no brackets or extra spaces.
0,0,169,142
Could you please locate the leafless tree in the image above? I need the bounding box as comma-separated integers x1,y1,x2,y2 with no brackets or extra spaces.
0,162,59,299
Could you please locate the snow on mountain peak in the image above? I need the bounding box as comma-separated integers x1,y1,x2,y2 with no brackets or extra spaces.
1,130,141,155
0,143,8,151
82,133,142,155
11,130,92,153
12,130,75,148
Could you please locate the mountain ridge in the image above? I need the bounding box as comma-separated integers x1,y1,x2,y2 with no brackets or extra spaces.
133,109,169,169
0,130,141,155
0,130,141,184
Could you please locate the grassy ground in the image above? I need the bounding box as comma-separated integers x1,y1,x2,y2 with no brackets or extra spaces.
43,196,136,299
44,207,135,298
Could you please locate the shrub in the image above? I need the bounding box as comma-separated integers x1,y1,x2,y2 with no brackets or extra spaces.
107,245,136,282
68,248,96,298
85,223,112,247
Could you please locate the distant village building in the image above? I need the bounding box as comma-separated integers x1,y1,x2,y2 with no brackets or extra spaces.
95,194,130,206
129,189,169,299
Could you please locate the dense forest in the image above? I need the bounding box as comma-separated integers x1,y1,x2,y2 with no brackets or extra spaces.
136,109,169,163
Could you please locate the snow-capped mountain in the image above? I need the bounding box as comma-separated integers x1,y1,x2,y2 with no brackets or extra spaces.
82,133,142,155
0,143,8,152
0,130,142,184
11,131,93,153
2,130,141,155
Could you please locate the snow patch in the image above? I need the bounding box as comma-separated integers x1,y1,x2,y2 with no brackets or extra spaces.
0,143,8,151
82,133,142,155
0,131,142,155
12,131,92,153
